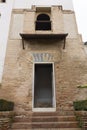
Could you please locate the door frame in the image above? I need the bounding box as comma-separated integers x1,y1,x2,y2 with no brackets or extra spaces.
32,62,56,112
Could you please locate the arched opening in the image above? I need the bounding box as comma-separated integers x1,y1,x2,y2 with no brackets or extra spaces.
36,14,51,30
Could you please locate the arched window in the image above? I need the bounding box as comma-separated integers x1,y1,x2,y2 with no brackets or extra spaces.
36,14,51,30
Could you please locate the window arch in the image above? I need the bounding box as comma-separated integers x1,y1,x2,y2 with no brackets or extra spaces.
35,14,51,30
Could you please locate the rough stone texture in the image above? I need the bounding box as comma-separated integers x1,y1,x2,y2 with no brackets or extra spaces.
9,128,81,130
51,6,64,33
0,111,14,130
0,6,87,113
75,111,87,129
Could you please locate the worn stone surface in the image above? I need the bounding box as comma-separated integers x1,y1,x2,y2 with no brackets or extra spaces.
0,111,14,130
75,111,87,129
0,6,87,112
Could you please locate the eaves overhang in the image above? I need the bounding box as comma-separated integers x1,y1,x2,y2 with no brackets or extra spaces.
20,33,68,49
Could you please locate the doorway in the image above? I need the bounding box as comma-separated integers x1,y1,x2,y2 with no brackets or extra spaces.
33,63,56,111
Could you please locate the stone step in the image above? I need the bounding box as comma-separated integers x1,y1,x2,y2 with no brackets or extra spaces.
82,117,87,121
11,111,80,129
83,123,87,126
14,116,76,122
32,111,75,116
15,111,75,117
11,128,81,130
12,122,78,129
82,117,87,119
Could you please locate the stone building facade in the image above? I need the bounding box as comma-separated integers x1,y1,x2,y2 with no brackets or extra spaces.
0,5,87,113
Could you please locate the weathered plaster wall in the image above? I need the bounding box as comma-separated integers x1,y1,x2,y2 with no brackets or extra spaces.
24,11,35,34
0,0,73,82
51,6,64,33
10,13,24,39
0,7,87,112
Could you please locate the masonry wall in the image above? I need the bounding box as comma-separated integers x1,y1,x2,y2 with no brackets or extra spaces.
0,6,87,112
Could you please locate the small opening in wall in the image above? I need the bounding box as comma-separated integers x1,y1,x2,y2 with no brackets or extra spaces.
36,14,51,30
2,0,5,2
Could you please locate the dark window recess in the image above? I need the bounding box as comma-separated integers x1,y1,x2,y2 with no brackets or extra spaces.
84,42,87,45
34,64,53,108
36,14,51,30
2,0,5,2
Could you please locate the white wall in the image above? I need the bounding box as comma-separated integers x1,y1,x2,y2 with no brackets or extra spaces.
0,0,14,82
